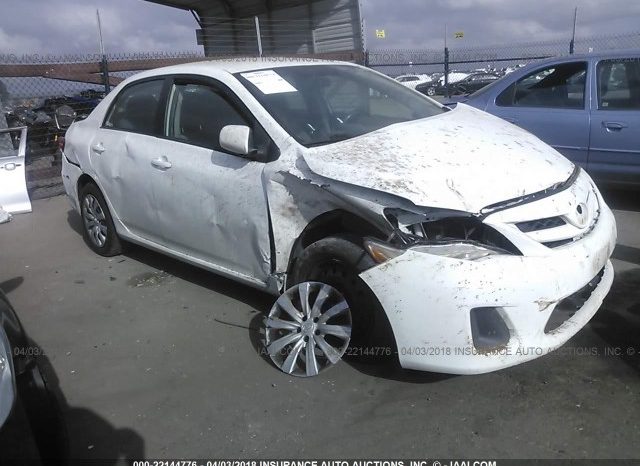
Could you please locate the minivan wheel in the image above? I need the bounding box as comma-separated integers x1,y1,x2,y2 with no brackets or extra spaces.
289,236,396,361
79,183,122,256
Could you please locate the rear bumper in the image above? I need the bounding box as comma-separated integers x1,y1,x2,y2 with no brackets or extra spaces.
359,202,616,375
61,153,81,213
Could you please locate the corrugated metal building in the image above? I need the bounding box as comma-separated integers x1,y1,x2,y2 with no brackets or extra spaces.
145,0,364,57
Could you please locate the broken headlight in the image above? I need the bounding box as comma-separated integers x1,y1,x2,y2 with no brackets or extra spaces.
363,208,520,264
364,238,504,263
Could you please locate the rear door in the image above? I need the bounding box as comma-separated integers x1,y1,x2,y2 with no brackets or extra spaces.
588,57,640,185
486,60,591,167
89,78,167,243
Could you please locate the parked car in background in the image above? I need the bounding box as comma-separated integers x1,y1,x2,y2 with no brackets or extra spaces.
416,72,469,96
463,51,640,187
445,72,501,95
62,59,615,377
395,74,433,90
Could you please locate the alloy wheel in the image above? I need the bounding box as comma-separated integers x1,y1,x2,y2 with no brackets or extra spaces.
264,282,352,377
82,194,108,248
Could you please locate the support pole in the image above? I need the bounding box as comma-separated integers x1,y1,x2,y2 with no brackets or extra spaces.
444,23,449,98
96,9,109,93
570,7,578,54
255,16,263,57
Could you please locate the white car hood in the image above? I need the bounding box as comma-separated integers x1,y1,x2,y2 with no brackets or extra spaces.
302,104,574,213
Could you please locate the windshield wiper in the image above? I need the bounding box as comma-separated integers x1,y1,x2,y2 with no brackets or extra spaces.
306,133,353,148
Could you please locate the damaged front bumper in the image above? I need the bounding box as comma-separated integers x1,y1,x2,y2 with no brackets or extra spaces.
359,198,616,375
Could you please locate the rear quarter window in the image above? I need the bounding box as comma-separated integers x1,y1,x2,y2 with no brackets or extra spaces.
597,58,640,110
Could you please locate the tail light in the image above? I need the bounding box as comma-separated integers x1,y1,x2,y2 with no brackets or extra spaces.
58,136,65,151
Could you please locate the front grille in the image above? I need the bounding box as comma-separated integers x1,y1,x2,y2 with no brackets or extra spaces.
544,267,605,333
542,238,574,249
516,216,566,233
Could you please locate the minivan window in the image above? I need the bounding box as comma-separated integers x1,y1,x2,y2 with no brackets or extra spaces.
597,58,640,110
496,62,587,109
104,79,164,134
235,65,445,147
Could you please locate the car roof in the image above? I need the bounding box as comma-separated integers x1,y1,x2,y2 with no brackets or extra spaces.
532,49,640,66
127,57,351,82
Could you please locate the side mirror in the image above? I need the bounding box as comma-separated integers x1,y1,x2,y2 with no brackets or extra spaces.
219,125,251,156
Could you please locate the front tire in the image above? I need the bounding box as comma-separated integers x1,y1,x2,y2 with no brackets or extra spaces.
426,86,436,96
79,182,122,257
290,236,395,357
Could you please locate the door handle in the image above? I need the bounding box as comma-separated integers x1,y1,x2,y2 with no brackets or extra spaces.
0,162,21,171
151,157,172,170
603,121,628,132
91,142,106,154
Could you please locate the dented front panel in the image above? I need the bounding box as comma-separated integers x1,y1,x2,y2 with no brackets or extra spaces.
302,104,574,213
151,138,272,282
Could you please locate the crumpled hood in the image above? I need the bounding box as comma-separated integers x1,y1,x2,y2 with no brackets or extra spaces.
302,104,574,213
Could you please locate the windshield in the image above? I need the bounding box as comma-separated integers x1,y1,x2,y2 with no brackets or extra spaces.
235,65,446,147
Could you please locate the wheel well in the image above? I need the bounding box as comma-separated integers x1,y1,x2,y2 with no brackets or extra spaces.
77,174,95,196
286,209,385,275
285,211,399,360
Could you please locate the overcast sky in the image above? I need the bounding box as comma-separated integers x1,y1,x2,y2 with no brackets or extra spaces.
1,0,639,55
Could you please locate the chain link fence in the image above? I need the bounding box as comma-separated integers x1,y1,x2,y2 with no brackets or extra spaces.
367,31,640,77
1,31,639,200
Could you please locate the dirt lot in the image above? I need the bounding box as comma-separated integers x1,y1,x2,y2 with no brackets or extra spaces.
1,192,639,460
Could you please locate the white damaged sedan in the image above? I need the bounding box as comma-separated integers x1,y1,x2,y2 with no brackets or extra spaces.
61,59,616,376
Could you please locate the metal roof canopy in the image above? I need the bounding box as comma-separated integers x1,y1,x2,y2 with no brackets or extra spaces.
145,0,363,57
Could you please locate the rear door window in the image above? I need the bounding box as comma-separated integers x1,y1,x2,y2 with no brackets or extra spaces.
104,79,164,135
597,58,640,110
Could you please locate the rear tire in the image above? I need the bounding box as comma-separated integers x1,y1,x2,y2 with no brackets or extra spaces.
79,182,122,257
290,235,396,360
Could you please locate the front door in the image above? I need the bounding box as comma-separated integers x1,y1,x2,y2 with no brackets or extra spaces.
588,57,640,184
151,78,273,282
487,61,591,167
